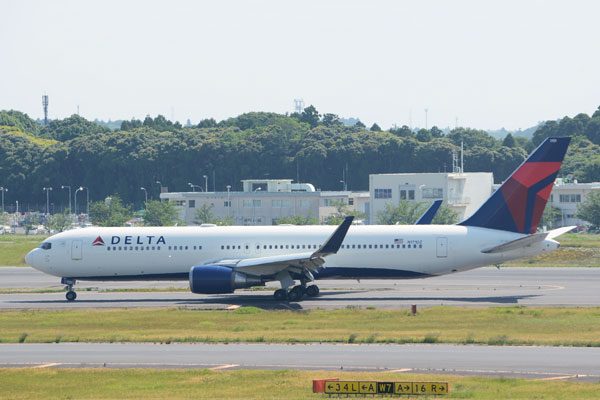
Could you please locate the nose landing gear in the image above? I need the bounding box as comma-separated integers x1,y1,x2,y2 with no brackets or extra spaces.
61,278,77,302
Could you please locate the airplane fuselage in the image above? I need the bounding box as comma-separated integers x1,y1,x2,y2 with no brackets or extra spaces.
26,224,559,281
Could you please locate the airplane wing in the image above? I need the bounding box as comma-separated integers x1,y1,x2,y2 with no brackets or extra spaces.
415,200,443,225
209,216,354,277
481,226,576,254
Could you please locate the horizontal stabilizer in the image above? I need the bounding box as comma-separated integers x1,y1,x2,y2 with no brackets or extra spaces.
481,225,576,254
481,232,548,254
547,225,576,240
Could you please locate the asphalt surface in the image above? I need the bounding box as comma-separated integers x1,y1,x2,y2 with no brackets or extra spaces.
0,266,598,309
1,343,598,380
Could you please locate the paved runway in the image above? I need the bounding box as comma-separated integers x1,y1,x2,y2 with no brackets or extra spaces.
1,343,598,380
0,266,598,309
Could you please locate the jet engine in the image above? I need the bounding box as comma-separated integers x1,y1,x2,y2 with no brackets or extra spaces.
189,265,263,294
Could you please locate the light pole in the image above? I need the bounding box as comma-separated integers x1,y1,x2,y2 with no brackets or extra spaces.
226,185,231,218
155,180,162,198
61,185,71,214
424,108,428,130
0,187,7,214
188,182,201,192
83,187,89,215
140,187,148,203
43,187,53,215
203,175,208,193
339,180,347,191
74,186,83,215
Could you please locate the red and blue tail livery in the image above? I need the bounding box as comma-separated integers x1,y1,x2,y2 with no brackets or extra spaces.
460,137,571,234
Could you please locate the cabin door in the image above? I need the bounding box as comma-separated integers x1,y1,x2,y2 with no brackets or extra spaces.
436,237,448,258
71,240,83,260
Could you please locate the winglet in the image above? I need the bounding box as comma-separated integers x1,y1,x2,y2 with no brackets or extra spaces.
314,216,354,257
415,200,443,225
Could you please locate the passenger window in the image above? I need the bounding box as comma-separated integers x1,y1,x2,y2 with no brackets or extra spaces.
352,244,356,249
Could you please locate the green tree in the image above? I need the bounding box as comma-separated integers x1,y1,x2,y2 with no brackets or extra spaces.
370,123,382,132
299,105,320,128
321,113,342,127
376,201,428,225
143,200,182,226
354,120,366,128
324,200,366,225
502,133,516,148
0,212,9,226
193,203,233,226
540,204,562,229
577,191,600,230
431,205,459,225
46,212,72,232
89,196,132,227
275,215,318,225
22,213,41,234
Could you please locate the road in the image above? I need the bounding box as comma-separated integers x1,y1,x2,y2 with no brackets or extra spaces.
0,266,598,309
0,342,598,380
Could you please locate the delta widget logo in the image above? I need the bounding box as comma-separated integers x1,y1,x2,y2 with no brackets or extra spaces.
92,236,105,246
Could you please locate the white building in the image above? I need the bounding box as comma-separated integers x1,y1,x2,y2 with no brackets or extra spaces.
548,180,600,227
160,179,369,226
369,172,494,224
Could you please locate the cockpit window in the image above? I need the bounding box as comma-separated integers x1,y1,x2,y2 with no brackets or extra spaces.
40,242,52,250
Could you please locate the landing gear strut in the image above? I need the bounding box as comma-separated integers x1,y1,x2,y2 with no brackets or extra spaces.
61,278,77,302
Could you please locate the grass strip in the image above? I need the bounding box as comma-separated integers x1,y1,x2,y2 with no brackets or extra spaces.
0,235,46,266
1,306,600,346
1,368,599,399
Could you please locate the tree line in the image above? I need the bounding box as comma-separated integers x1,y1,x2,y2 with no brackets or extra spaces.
1,106,599,212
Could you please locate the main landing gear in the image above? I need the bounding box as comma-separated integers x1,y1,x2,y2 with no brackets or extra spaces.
273,284,320,302
61,278,77,302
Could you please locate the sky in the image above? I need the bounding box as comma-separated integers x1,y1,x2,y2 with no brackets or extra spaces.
1,0,599,130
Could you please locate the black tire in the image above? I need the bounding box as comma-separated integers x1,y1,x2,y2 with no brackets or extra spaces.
273,289,287,301
66,291,77,302
287,286,304,302
305,285,320,297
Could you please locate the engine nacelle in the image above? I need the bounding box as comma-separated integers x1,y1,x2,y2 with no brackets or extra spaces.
189,265,262,294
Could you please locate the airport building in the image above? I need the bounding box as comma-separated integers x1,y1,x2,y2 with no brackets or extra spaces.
160,179,369,226
368,172,494,224
547,179,600,227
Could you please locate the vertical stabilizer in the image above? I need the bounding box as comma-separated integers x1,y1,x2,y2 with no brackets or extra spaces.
459,137,570,234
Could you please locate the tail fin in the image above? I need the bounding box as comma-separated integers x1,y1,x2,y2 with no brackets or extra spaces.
415,200,443,225
459,137,571,234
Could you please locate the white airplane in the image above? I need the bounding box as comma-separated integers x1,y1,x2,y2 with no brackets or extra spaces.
26,137,574,302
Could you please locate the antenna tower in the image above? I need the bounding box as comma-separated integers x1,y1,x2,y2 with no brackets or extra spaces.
294,98,304,114
42,95,49,125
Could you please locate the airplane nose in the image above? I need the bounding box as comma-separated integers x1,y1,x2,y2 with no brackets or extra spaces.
25,248,37,266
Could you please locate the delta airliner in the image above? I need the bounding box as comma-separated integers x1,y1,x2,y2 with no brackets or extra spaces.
26,137,574,302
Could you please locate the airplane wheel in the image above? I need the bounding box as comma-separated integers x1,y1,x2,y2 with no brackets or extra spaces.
305,285,320,297
273,289,287,301
66,291,77,302
287,286,304,302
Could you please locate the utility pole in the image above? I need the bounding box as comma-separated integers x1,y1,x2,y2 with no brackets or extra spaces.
0,187,7,214
61,185,71,214
43,187,53,215
424,108,428,130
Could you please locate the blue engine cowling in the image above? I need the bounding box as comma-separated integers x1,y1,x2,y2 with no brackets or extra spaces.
189,265,263,294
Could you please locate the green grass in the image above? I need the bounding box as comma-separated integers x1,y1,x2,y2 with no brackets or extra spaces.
1,369,599,399
0,235,46,266
2,233,597,267
504,233,600,267
1,306,600,346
